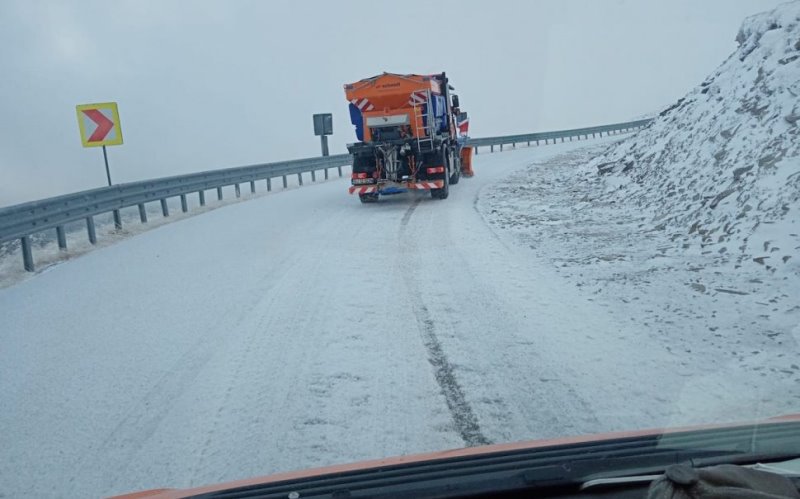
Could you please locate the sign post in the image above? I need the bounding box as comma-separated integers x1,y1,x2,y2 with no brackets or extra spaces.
76,101,124,228
312,113,333,157
102,145,112,185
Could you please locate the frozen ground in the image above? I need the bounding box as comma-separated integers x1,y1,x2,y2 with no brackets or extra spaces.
0,137,683,496
481,144,800,428
2,134,798,498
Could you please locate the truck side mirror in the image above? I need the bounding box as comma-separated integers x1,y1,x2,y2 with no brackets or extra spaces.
452,95,460,109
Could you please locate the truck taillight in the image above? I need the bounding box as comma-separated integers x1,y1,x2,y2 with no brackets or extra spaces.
352,172,368,179
426,166,445,174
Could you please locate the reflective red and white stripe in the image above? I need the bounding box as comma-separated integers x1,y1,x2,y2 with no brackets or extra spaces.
407,180,444,190
349,185,378,194
350,98,374,112
408,91,428,106
348,180,444,195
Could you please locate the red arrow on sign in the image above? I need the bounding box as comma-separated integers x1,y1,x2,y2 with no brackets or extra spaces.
83,109,115,142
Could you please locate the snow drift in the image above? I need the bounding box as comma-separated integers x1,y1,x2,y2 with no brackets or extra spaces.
591,1,800,275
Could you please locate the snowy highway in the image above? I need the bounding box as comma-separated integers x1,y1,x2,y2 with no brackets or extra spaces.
1,138,796,497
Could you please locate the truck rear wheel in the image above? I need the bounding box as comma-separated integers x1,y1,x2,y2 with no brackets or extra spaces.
431,175,449,199
431,150,450,200
449,150,461,185
359,193,379,203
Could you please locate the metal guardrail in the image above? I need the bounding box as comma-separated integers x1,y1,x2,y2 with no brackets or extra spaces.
465,119,653,153
0,118,653,273
1,154,351,271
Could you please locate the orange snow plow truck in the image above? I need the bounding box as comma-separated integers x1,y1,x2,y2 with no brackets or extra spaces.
345,72,473,203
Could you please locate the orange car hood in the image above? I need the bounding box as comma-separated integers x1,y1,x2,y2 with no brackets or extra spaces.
112,413,800,499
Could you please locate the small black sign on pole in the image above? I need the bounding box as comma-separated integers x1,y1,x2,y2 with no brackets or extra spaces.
312,113,333,157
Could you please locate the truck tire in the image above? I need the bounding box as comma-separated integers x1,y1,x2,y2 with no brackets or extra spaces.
431,149,450,200
359,193,379,203
449,150,461,185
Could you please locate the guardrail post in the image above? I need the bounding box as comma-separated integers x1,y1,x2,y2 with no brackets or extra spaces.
250,180,256,194
512,142,516,148
311,170,316,182
21,236,34,272
180,194,188,213
297,173,303,186
536,140,539,146
282,175,288,188
267,178,272,192
86,216,97,244
500,144,504,151
56,226,67,251
490,145,493,153
235,184,241,198
138,204,148,223
561,137,565,143
161,199,169,217
474,146,478,154
527,140,530,146
324,168,329,180
199,191,205,206
113,210,122,230
337,166,343,177
217,187,223,200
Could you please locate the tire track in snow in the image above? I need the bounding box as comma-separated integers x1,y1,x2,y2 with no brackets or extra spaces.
400,199,491,447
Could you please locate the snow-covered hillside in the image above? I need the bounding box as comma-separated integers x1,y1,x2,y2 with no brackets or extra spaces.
479,2,800,450
591,1,800,276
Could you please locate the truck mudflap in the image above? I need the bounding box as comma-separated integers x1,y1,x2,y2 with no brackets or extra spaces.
349,180,444,195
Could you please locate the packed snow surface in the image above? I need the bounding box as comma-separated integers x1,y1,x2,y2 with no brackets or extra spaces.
2,133,798,498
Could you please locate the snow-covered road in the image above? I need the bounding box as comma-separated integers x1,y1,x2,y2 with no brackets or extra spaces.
1,137,794,498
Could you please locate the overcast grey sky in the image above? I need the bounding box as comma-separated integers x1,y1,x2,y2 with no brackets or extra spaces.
0,0,785,206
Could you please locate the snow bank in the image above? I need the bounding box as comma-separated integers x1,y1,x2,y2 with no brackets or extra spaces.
590,1,800,276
